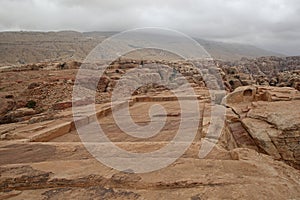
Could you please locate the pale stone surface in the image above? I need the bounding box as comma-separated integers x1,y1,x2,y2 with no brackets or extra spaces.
1,90,300,199
0,59,300,199
0,147,299,199
224,85,300,169
247,100,300,131
242,118,281,159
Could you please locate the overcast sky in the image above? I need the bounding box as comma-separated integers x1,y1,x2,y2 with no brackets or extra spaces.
0,0,300,55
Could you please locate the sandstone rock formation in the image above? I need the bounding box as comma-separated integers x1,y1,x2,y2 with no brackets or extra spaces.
1,92,300,199
224,85,300,169
0,58,300,199
218,56,300,91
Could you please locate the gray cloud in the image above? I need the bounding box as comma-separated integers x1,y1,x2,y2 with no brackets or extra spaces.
0,0,300,55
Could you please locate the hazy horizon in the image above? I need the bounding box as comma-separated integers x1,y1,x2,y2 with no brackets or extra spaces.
1,0,300,56
0,29,286,57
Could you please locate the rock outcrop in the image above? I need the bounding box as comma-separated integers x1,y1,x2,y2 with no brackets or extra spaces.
224,85,300,169
0,92,300,199
1,58,300,199
218,56,300,91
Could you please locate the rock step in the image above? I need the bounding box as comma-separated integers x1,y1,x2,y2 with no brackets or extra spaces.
228,122,258,150
1,148,300,200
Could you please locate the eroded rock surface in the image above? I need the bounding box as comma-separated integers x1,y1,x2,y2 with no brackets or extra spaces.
224,85,300,169
0,59,300,199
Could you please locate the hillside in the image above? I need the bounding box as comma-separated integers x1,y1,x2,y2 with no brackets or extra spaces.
197,38,283,61
0,31,283,66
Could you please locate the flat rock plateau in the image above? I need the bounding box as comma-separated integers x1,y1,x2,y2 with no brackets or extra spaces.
0,35,300,199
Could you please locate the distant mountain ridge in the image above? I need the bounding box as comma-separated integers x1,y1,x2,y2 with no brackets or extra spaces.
0,31,283,66
196,38,284,61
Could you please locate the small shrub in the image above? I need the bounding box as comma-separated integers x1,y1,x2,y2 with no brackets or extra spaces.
5,94,14,99
26,100,37,108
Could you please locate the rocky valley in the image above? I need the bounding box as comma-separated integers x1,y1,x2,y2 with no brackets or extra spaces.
0,54,299,199
1,0,300,198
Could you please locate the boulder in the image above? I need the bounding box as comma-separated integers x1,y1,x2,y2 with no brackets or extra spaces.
224,85,300,105
223,86,257,104
224,86,300,169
